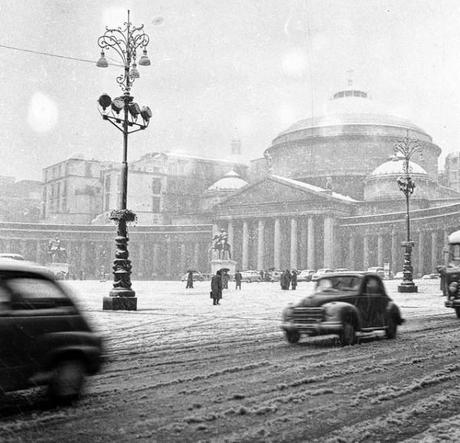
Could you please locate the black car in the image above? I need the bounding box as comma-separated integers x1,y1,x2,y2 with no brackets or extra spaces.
0,259,104,403
281,272,404,346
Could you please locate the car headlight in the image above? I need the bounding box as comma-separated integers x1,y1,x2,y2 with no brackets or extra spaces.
282,306,293,321
448,282,458,295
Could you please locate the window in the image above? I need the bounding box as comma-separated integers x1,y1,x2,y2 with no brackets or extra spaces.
152,196,161,213
151,178,162,194
4,277,72,310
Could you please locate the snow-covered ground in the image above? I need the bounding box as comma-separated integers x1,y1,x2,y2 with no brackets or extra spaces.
2,278,460,443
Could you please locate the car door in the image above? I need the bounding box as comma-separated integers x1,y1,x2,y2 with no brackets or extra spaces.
360,276,388,327
0,283,27,391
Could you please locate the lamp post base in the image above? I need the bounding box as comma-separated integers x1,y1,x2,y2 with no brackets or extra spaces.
397,283,418,293
103,292,137,311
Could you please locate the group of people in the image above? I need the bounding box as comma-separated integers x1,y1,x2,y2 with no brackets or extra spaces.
280,269,297,290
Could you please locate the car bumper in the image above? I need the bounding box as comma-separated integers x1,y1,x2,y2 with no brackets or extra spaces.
281,320,343,335
445,299,460,308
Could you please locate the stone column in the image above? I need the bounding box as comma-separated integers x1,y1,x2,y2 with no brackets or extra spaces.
417,231,424,277
377,235,384,267
257,219,265,270
139,241,145,278
348,233,355,270
307,217,315,270
323,216,334,268
391,231,398,274
81,240,88,278
227,220,234,253
290,218,298,269
153,243,159,277
242,220,249,270
166,237,172,278
274,218,281,270
300,219,307,269
363,235,369,271
431,231,438,270
193,242,200,269
180,243,186,274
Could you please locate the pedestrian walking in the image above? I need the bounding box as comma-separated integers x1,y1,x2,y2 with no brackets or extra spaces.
210,270,223,305
281,269,291,290
235,270,242,290
291,270,297,290
186,271,194,289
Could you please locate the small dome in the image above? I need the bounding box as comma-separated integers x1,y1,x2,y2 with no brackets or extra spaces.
371,157,427,176
207,170,248,191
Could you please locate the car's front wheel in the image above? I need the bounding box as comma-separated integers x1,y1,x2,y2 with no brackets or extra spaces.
285,330,300,344
386,316,398,339
339,320,356,346
48,358,86,404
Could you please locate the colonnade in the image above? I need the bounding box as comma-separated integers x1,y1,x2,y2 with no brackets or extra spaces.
343,228,450,275
215,215,336,271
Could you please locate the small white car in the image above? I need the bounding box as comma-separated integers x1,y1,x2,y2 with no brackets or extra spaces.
241,270,263,283
311,268,334,281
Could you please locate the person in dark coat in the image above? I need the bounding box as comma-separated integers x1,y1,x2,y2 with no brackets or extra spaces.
211,270,223,305
291,270,298,290
186,271,194,289
235,270,242,290
281,270,291,290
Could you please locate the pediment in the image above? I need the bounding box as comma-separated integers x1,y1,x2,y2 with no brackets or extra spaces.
220,176,334,208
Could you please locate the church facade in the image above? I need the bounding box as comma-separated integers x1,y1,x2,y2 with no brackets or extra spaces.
2,85,460,279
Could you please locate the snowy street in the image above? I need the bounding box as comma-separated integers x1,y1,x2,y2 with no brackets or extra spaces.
2,279,460,442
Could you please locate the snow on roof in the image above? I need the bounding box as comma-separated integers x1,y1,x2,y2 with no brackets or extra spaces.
271,175,358,202
449,230,460,244
207,170,248,191
371,157,427,176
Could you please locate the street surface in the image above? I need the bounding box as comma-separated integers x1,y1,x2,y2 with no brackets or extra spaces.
2,279,460,442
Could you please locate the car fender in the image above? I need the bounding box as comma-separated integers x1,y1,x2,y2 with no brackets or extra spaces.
323,301,362,329
386,301,405,325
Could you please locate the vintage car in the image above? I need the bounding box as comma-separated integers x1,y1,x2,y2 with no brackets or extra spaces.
281,272,404,346
241,270,263,283
297,269,315,282
0,260,104,403
439,230,460,317
311,268,334,281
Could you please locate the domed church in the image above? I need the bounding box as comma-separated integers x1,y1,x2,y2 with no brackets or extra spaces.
202,84,460,277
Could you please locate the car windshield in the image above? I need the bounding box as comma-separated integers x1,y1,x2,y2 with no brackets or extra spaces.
315,276,361,292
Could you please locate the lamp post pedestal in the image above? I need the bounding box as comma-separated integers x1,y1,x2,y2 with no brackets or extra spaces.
103,210,137,311
398,241,418,293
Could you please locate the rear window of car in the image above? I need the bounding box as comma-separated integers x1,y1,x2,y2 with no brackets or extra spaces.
2,277,73,310
316,276,361,292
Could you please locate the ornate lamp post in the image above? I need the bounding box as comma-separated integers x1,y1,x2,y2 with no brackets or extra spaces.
394,134,422,293
96,10,152,311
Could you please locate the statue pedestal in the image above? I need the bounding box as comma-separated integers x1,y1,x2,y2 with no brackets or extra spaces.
211,259,237,275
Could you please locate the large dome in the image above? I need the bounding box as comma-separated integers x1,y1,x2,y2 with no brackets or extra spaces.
279,89,428,137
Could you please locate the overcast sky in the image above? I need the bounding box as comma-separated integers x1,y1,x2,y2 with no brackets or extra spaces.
2,0,460,180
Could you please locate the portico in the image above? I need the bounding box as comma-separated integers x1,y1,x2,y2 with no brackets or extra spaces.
212,175,356,271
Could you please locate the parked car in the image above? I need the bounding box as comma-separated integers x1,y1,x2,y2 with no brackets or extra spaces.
297,270,315,282
421,273,440,280
0,260,104,403
281,272,404,346
241,270,263,283
0,253,25,261
367,267,385,278
180,271,206,282
267,270,282,282
311,268,334,281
